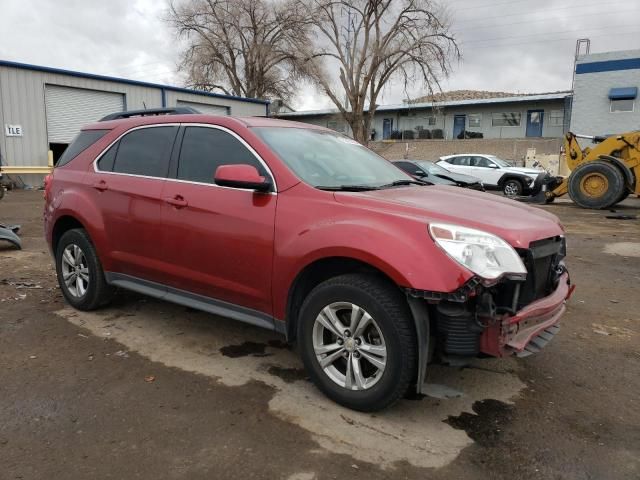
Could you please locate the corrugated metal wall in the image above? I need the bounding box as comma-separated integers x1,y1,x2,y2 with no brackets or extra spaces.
0,64,266,186
45,85,125,143
176,100,229,116
165,90,265,117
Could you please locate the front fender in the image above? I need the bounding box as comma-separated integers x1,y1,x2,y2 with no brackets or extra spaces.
271,189,471,319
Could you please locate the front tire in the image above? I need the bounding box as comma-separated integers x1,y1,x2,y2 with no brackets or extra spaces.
298,274,417,412
503,179,523,197
55,228,112,311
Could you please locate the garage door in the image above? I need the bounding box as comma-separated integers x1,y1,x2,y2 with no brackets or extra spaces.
45,85,125,143
176,100,230,116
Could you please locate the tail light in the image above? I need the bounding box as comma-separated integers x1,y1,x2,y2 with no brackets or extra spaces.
44,173,53,200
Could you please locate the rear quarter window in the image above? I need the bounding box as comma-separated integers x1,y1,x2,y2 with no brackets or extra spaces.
56,130,110,167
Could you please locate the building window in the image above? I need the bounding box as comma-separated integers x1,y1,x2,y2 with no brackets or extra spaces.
610,99,634,112
491,112,521,127
426,116,437,126
468,114,481,127
549,110,564,126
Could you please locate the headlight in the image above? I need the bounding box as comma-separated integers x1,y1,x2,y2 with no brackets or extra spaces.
429,223,527,281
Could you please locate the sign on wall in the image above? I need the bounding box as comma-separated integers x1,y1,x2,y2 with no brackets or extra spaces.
5,124,23,137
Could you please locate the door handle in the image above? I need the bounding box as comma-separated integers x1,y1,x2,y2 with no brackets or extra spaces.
164,195,188,208
92,180,108,192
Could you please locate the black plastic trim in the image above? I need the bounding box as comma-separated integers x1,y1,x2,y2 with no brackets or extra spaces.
406,297,430,395
100,107,200,121
105,272,283,333
406,276,483,303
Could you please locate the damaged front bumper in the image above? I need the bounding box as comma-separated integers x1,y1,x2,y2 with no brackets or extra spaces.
479,271,574,357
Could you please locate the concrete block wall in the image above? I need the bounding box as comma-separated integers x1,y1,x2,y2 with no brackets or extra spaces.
368,138,562,166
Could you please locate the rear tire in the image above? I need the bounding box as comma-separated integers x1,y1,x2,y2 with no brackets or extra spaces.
55,228,113,311
298,274,417,412
568,161,625,209
503,179,523,197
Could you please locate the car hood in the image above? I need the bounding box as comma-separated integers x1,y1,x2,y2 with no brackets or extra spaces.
334,185,563,248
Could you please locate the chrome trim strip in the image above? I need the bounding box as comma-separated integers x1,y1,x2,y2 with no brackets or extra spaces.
92,122,278,193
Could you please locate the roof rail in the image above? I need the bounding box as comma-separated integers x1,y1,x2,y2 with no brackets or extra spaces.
99,107,200,121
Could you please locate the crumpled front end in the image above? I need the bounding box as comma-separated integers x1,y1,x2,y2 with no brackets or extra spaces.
408,235,574,360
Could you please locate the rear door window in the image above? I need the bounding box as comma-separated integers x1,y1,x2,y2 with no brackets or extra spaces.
57,129,110,167
452,156,470,166
111,126,178,178
177,126,267,184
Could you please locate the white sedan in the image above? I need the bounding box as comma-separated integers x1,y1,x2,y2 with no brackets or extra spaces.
436,154,543,196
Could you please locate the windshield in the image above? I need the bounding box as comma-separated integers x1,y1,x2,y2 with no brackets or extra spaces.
253,127,412,189
416,161,451,176
486,155,512,167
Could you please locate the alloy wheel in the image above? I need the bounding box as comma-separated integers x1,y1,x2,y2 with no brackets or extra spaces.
61,244,90,298
312,302,387,390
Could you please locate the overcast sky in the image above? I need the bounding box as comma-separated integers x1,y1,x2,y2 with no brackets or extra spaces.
1,0,639,111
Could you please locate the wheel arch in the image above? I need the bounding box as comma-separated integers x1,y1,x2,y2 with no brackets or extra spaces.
52,215,87,254
285,256,405,343
497,172,528,188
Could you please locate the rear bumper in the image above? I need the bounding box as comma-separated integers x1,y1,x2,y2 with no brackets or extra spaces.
479,272,573,357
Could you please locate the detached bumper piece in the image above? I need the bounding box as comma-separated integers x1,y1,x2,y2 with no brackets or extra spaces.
0,223,21,250
516,324,560,358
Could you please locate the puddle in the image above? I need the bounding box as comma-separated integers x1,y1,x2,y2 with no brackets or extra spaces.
604,242,640,258
220,339,289,358
267,365,308,383
445,399,514,447
56,303,526,469
220,341,272,358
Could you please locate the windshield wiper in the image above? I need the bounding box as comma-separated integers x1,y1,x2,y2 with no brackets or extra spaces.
379,179,428,189
316,185,381,192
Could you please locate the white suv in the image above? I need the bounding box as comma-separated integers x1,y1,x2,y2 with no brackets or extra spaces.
436,154,543,196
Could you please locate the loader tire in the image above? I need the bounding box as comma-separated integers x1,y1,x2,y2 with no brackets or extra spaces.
568,161,625,209
615,189,630,204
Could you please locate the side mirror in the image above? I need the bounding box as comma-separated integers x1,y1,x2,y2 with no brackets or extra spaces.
488,164,499,168
414,170,427,178
214,164,271,192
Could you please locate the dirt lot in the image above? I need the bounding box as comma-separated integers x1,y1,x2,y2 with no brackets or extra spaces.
1,190,639,480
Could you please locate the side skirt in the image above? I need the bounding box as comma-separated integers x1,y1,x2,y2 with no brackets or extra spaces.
104,272,285,334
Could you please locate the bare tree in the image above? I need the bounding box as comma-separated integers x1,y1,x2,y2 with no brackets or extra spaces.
300,0,459,144
168,0,310,102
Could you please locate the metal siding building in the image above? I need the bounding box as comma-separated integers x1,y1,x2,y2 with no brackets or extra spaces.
570,49,640,137
278,92,570,141
0,60,268,186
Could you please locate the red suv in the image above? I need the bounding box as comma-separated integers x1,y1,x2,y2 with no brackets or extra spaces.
44,108,572,411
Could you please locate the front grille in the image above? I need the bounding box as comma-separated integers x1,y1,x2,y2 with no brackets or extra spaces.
516,236,565,308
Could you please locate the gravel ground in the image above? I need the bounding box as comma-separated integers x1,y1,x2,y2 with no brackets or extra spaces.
1,190,638,480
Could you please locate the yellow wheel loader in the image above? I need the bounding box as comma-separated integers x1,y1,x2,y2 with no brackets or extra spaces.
535,131,639,209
